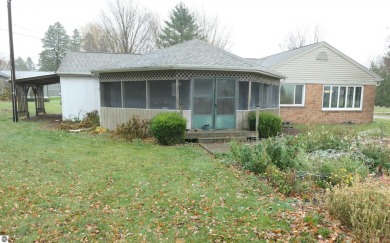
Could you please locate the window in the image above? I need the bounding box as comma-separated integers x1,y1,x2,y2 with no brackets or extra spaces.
322,85,363,110
280,84,304,106
101,82,122,107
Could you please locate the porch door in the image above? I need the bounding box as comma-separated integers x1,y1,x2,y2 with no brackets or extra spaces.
192,78,236,129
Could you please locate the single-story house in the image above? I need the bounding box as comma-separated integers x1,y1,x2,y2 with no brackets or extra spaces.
15,39,381,129
58,40,284,129
248,42,382,124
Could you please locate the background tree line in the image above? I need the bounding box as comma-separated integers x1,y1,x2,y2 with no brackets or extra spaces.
38,0,231,71
371,47,390,107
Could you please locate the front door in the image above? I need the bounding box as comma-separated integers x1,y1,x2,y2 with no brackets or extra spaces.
192,77,236,129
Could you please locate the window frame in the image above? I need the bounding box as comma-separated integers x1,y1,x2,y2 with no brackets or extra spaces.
279,84,305,107
322,85,364,111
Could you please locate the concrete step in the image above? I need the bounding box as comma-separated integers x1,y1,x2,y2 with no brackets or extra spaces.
197,136,247,144
186,130,255,139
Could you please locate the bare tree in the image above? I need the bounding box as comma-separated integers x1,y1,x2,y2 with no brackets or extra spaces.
195,9,232,50
97,0,157,54
279,25,325,51
81,23,112,52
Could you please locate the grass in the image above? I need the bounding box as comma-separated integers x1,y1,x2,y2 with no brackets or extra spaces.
374,106,390,113
0,101,291,242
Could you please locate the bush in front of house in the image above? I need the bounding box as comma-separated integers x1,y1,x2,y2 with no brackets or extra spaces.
326,177,390,242
247,111,256,131
150,112,186,145
230,140,270,174
80,110,100,128
258,112,282,138
111,115,150,141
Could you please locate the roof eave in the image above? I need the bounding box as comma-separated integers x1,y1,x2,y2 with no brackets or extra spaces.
92,65,286,79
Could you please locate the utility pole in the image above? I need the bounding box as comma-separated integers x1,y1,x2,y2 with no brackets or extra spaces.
7,0,18,122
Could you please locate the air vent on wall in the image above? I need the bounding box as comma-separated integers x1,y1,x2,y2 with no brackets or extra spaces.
316,51,328,61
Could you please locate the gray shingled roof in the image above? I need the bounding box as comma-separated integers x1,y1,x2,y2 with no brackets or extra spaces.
56,52,138,75
94,39,285,79
247,42,321,68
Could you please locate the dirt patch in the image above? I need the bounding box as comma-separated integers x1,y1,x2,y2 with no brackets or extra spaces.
22,114,63,130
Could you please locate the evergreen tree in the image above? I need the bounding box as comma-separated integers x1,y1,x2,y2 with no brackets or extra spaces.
14,57,28,71
38,22,70,71
26,57,36,70
69,29,82,51
158,2,202,48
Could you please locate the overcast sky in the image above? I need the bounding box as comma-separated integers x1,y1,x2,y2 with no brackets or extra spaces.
0,0,389,67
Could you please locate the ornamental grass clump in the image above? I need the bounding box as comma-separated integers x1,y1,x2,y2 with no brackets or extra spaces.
326,177,390,242
150,112,186,145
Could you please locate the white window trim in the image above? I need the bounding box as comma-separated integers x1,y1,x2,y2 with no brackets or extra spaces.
322,85,364,111
280,84,306,107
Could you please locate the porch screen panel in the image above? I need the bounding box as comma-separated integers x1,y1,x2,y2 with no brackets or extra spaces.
271,85,279,108
262,84,270,108
149,80,176,109
179,80,190,110
123,81,146,108
101,82,122,107
238,81,248,110
250,82,260,109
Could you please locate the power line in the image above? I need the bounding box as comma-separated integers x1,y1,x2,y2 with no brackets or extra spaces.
0,28,40,39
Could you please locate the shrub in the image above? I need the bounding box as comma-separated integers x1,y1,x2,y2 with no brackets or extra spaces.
111,115,150,141
79,110,100,128
247,111,256,131
303,126,354,152
150,112,186,145
265,165,299,195
326,177,390,242
230,141,270,174
306,151,369,187
258,112,282,138
360,144,390,172
264,136,305,170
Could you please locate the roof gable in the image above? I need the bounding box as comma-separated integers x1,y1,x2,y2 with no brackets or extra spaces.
249,41,382,82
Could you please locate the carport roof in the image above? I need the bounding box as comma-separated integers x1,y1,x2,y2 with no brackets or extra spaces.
1,71,59,85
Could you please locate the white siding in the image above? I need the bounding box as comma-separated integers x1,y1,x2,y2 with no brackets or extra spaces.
60,76,100,120
275,46,376,83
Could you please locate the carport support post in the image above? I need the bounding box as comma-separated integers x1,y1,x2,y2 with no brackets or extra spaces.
7,0,18,122
255,106,260,140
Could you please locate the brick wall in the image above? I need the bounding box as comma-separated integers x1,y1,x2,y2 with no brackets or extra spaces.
280,84,376,124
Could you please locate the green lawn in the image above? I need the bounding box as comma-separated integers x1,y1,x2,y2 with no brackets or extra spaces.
374,106,390,113
0,101,291,242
